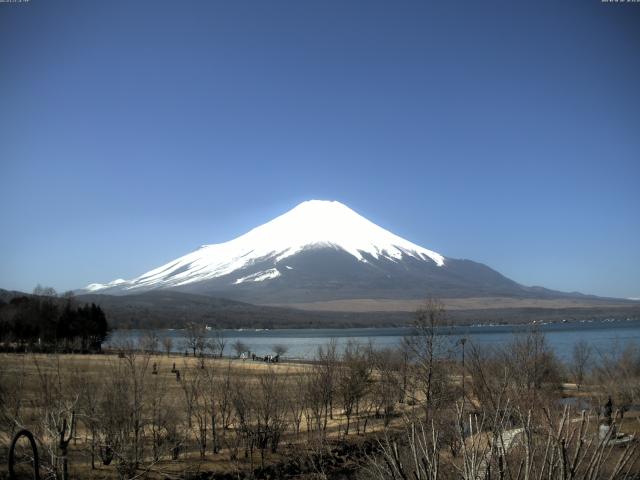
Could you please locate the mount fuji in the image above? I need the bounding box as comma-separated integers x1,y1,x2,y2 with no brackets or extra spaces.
83,200,585,306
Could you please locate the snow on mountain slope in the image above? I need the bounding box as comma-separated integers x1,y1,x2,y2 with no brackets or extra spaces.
85,279,127,292
85,200,444,293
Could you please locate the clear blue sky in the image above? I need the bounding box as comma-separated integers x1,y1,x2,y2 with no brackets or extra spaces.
1,0,638,298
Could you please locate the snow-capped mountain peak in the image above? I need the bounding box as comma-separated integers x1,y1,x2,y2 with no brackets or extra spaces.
84,200,444,293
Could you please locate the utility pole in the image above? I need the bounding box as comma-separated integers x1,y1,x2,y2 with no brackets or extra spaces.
460,337,466,406
458,337,467,438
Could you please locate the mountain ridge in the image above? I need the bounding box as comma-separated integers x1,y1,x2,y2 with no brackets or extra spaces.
3,288,639,330
81,200,609,304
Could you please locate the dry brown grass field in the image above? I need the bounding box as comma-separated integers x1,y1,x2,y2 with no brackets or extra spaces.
2,325,640,480
0,351,416,479
268,296,640,313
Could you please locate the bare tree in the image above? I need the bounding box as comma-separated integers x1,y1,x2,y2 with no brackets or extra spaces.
231,373,257,468
593,342,640,416
140,330,159,354
212,327,227,358
97,350,152,478
366,391,640,480
192,367,209,459
272,344,289,357
179,361,201,429
32,355,78,480
204,361,221,454
467,329,561,422
305,367,330,438
184,322,207,357
147,366,177,463
255,367,288,465
405,298,452,420
365,420,441,480
338,340,372,435
162,336,173,357
75,369,103,470
287,368,309,438
232,340,249,357
316,339,339,423
569,339,592,390
506,327,562,412
33,284,58,297
217,361,235,433
370,347,403,427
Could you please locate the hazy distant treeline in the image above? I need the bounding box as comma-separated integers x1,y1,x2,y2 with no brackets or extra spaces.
0,286,109,352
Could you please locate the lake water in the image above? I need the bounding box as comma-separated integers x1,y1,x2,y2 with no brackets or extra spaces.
105,318,640,362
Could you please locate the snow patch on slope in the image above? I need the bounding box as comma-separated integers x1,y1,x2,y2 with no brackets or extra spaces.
85,279,127,291
234,269,281,285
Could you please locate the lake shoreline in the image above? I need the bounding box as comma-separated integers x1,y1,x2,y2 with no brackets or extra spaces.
105,318,640,362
